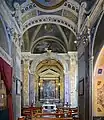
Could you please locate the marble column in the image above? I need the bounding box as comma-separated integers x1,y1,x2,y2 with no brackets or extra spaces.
64,72,70,104
23,59,29,106
29,72,34,105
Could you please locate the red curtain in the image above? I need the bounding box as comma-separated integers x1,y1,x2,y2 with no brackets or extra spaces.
0,57,14,120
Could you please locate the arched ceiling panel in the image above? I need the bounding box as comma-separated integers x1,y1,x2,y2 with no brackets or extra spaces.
31,0,65,10
22,23,77,53
36,59,64,74
32,39,66,54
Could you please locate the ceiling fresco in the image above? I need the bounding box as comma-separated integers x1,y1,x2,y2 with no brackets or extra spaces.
31,0,65,10
5,0,97,11
22,23,76,54
32,40,65,54
5,0,26,10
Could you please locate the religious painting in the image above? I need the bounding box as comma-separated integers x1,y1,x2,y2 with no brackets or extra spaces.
31,0,65,10
42,80,56,99
0,17,9,54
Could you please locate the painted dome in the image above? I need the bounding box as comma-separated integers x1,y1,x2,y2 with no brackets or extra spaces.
31,0,65,10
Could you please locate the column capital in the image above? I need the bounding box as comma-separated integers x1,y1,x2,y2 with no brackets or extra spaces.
22,52,31,61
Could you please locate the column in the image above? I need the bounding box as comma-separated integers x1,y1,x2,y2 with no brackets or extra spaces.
64,72,70,104
29,72,34,105
23,59,29,106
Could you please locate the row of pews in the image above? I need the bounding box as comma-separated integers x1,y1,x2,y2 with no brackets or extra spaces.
18,106,79,120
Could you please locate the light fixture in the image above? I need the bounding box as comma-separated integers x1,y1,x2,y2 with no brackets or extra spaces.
1,94,4,98
74,40,77,44
40,87,43,90
56,87,58,91
58,83,60,86
38,82,41,86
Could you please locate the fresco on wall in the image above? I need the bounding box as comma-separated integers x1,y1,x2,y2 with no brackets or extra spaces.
93,46,104,116
34,0,63,6
33,41,65,53
0,18,9,54
5,0,26,10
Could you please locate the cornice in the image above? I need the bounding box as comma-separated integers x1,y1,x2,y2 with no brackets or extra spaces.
22,15,77,36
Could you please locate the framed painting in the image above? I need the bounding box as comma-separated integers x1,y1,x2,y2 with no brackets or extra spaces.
42,80,56,99
79,78,84,96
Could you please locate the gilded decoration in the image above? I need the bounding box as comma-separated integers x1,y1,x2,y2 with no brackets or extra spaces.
97,84,104,109
35,59,64,102
23,60,29,105
94,47,104,116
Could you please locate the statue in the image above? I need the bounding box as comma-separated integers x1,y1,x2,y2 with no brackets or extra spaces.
13,2,22,29
78,2,87,33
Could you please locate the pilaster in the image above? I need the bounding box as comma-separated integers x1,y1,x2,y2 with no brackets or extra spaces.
64,72,70,104
23,58,30,106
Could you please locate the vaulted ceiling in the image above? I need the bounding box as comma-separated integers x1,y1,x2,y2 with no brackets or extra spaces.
22,23,76,53
5,0,97,10
4,0,97,54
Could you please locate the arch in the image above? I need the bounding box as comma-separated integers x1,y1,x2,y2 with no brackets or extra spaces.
30,52,68,74
0,15,11,55
92,12,104,117
22,15,77,36
92,12,104,64
31,36,67,53
93,46,104,116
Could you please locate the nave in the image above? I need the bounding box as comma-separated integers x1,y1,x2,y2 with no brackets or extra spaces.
0,0,104,120
19,103,78,120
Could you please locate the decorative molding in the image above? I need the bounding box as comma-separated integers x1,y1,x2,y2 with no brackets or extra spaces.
21,1,79,14
0,47,12,66
22,15,77,36
29,52,68,73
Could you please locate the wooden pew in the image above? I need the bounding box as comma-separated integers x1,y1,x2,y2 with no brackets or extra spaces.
21,106,42,119
70,108,79,120
34,113,65,118
33,118,73,120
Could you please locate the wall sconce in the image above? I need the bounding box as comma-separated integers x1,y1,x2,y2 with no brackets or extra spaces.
1,94,4,98
38,82,41,86
58,83,60,86
56,87,58,91
74,40,77,44
40,87,43,90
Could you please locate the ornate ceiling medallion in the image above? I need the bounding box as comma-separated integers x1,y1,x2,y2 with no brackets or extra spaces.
31,0,65,10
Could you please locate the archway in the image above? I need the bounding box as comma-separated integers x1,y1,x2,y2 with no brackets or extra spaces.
35,59,64,105
93,46,104,116
93,12,104,118
29,52,70,105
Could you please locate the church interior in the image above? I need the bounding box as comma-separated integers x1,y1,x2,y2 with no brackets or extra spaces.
0,0,104,120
